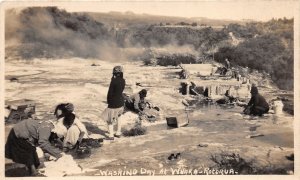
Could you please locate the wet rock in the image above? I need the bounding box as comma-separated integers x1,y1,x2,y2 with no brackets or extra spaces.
74,145,92,159
198,144,208,147
285,154,294,161
10,77,19,82
245,134,264,138
274,146,283,150
249,125,260,132
167,153,181,161
175,153,181,159
168,154,175,160
166,116,189,128
181,99,189,106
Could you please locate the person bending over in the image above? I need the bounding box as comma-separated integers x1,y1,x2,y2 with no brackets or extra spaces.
244,86,269,116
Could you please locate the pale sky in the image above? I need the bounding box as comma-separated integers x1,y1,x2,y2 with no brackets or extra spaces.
2,0,299,21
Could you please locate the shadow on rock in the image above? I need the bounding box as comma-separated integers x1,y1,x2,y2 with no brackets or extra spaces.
82,122,109,138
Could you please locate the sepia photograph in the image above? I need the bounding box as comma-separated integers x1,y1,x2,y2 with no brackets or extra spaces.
1,0,299,178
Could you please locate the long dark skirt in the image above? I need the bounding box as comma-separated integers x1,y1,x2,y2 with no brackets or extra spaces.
5,129,40,168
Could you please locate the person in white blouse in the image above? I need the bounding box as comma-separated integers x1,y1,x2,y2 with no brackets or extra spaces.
53,103,89,150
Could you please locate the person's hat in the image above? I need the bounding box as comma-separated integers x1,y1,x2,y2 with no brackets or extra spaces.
140,89,147,96
250,86,258,94
113,66,123,74
65,103,74,113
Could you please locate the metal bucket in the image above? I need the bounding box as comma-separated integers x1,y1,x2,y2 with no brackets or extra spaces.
273,100,284,115
166,109,190,128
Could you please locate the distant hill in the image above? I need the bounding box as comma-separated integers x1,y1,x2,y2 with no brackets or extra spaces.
5,7,293,90
88,12,244,28
215,18,294,90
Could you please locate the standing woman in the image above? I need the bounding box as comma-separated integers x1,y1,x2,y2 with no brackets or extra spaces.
102,66,125,140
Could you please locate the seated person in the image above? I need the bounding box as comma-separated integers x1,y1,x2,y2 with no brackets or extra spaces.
244,86,269,116
179,69,188,79
189,82,207,96
216,90,236,104
225,58,231,69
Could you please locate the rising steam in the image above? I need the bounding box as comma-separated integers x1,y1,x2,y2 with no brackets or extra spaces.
5,7,199,61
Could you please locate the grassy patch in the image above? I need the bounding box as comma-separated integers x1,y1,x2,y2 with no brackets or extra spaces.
210,151,290,174
122,124,147,137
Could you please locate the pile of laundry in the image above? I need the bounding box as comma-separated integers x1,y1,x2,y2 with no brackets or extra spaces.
39,153,84,177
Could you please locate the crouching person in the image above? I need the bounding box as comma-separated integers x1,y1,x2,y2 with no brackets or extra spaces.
124,89,160,121
216,90,237,105
125,89,148,114
55,113,89,151
5,119,62,176
244,86,269,116
52,103,89,150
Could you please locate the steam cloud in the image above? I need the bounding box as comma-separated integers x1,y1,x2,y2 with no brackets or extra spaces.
5,7,199,61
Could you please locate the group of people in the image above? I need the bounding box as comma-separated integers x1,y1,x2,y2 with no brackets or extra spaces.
5,102,86,176
221,58,269,116
101,66,159,140
5,65,159,176
219,85,270,117
5,64,270,176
